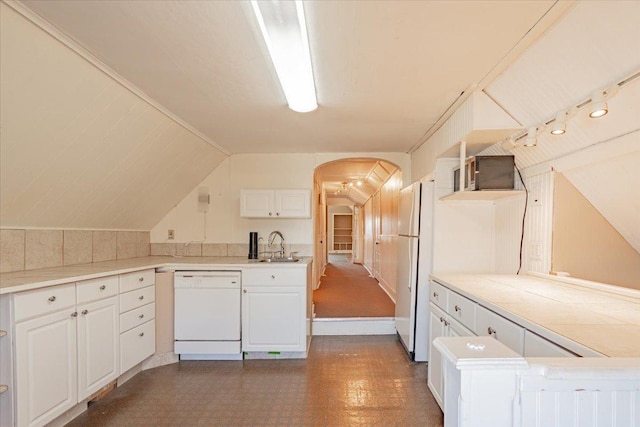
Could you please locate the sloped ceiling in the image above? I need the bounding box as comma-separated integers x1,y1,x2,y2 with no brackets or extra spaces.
0,3,227,230
476,1,640,254
17,0,559,154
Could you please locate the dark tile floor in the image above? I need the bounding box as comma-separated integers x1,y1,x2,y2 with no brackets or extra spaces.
67,335,443,426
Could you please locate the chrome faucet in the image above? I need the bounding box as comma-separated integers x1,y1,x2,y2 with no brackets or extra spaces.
267,231,285,258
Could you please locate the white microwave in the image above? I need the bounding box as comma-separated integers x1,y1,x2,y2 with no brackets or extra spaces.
454,155,515,192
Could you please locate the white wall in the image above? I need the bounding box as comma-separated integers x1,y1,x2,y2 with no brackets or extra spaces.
151,153,409,248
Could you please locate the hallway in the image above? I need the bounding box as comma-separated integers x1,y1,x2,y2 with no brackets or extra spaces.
313,255,395,318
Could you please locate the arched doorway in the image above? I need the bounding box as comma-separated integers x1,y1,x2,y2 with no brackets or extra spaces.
312,158,403,332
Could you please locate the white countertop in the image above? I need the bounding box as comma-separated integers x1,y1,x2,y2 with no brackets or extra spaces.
0,256,312,295
431,273,640,358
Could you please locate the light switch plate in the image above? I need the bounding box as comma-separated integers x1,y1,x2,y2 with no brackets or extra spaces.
168,229,175,240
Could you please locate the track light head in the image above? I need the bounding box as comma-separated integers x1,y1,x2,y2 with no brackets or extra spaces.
550,111,567,135
524,127,537,147
589,90,608,118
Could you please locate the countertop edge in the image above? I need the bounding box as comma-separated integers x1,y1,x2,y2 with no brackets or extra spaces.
0,257,312,295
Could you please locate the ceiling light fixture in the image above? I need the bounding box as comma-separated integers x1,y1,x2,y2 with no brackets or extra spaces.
588,90,608,118
550,111,567,135
251,0,318,113
524,127,537,147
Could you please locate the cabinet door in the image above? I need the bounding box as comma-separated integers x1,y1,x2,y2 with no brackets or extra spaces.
242,286,305,352
275,190,310,218
77,296,119,401
427,303,446,410
240,190,274,217
15,309,77,427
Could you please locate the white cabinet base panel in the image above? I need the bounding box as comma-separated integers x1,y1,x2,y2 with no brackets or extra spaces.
174,340,241,356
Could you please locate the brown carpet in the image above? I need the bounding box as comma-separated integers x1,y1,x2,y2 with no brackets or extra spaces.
313,258,395,318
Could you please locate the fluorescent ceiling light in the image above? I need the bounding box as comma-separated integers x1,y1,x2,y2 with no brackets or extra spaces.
251,0,318,113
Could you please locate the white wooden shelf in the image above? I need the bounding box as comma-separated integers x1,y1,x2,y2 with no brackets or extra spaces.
440,190,524,201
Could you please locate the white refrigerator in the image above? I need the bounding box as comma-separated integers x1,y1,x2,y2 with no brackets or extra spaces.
395,181,434,361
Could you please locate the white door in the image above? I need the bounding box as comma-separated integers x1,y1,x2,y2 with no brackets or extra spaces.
15,309,77,427
77,296,119,400
242,286,305,352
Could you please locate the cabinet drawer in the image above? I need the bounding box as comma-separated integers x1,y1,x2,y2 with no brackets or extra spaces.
120,320,155,374
429,281,448,310
524,330,575,357
476,305,524,355
120,269,155,293
14,283,76,322
120,285,155,313
77,276,118,304
448,291,476,331
242,268,305,286
120,303,155,333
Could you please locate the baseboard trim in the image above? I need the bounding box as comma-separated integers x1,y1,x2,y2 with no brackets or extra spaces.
312,317,396,336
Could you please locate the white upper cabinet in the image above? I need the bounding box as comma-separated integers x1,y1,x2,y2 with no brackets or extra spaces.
240,190,310,218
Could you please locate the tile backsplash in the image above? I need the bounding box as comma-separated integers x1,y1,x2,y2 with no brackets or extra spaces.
0,229,150,273
150,242,313,259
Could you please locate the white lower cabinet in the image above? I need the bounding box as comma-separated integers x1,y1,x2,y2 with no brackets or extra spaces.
242,286,305,352
15,308,77,427
6,271,157,427
241,267,307,353
428,302,475,410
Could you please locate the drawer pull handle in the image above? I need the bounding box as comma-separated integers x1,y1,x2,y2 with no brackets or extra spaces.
71,312,78,318
138,277,144,282
433,292,438,298
81,309,88,315
139,314,145,319
269,212,273,216
243,289,247,293
271,275,275,279
439,316,444,323
139,332,144,337
139,295,144,300
487,327,496,336
444,320,449,326
48,296,56,302
99,285,106,291
454,305,461,312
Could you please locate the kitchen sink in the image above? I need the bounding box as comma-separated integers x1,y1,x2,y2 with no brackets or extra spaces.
258,258,300,263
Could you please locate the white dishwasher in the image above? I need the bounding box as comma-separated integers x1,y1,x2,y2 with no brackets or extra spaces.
174,271,242,360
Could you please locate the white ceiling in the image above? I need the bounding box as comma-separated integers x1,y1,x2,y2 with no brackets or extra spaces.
20,0,558,155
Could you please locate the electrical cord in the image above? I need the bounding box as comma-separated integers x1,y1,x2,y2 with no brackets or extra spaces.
515,164,528,275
